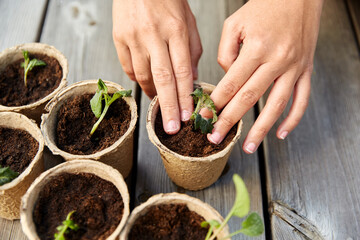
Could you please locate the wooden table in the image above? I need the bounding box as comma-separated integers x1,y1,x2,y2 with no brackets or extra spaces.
1,0,359,239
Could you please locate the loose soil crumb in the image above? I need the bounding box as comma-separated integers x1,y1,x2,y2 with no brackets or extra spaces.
155,110,237,157
129,203,211,240
0,127,38,174
56,94,131,155
33,172,124,240
0,53,62,106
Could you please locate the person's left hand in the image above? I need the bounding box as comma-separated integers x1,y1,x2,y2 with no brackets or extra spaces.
206,0,324,153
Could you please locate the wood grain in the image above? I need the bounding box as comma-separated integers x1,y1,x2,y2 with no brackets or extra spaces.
135,1,265,239
261,0,360,239
0,0,48,51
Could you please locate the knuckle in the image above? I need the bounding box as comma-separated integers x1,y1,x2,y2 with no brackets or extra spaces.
224,16,235,30
169,18,187,33
220,115,236,129
271,98,288,114
174,66,192,80
217,56,230,69
152,68,173,85
274,45,297,63
135,73,151,84
254,126,268,139
249,39,265,58
291,114,303,126
238,89,258,106
221,81,238,96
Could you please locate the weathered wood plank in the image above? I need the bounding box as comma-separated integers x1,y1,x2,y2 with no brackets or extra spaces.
347,0,360,49
0,0,48,51
261,0,360,239
135,1,265,239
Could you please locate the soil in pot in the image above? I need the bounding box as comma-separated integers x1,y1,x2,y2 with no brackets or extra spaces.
56,94,131,155
129,203,213,240
0,53,62,106
155,110,237,157
0,127,39,174
33,172,124,240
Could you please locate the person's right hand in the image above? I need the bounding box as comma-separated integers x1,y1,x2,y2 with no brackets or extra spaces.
113,0,202,134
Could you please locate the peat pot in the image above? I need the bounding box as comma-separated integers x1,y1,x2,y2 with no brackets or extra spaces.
147,82,243,190
0,112,44,219
0,43,68,123
21,160,130,240
41,80,137,178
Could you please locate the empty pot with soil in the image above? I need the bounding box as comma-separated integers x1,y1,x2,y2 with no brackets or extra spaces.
120,192,229,239
147,82,243,190
41,80,137,178
21,159,130,240
0,112,44,220
0,43,68,123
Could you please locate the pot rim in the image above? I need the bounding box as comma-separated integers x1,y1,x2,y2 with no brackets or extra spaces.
0,43,68,111
120,192,229,238
0,112,44,191
146,82,243,162
20,159,130,240
40,79,138,159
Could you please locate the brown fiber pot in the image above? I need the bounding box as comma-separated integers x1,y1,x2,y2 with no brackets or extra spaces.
41,80,137,178
147,82,243,190
119,192,230,239
0,43,68,124
0,112,44,220
20,159,130,240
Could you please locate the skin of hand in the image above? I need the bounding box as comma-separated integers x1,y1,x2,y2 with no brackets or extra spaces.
206,0,324,154
112,0,202,134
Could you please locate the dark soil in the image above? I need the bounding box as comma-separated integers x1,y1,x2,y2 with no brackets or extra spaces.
129,203,211,240
0,53,62,106
33,172,124,240
0,127,39,174
155,110,237,157
56,94,131,155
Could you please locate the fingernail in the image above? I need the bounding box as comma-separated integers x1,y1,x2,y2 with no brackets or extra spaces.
165,120,180,134
181,110,192,121
245,142,257,154
208,132,222,144
192,67,198,80
279,131,288,140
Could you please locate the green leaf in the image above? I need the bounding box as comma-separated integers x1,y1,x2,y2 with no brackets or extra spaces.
201,220,221,229
54,211,78,240
97,79,108,93
27,59,46,71
191,87,203,103
22,50,29,61
194,113,214,134
232,174,250,218
21,50,46,87
240,212,264,236
90,90,103,118
109,89,132,104
0,166,19,186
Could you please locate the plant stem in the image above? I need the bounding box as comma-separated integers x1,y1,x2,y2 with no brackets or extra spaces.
90,104,109,135
208,209,234,240
219,229,244,240
205,225,214,240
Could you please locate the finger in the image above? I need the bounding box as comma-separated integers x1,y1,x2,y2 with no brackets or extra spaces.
169,34,194,121
186,12,202,80
207,63,279,144
148,39,180,134
114,43,136,81
276,70,311,139
210,44,264,112
217,17,243,72
242,70,298,154
130,48,156,98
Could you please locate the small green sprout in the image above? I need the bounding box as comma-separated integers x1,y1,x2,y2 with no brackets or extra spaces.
21,50,46,87
0,165,19,186
190,88,218,134
202,174,264,240
54,211,79,240
90,79,132,135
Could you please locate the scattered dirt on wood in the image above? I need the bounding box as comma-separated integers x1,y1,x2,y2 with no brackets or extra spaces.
155,110,237,157
0,53,62,106
56,94,131,155
129,203,211,240
0,127,38,174
33,172,124,240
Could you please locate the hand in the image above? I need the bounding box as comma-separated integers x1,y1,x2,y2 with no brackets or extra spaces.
207,0,323,153
113,0,202,134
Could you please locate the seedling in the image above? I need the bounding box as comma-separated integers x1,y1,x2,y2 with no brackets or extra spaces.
190,88,218,134
90,79,132,135
21,50,46,87
201,174,264,240
54,210,79,240
0,166,19,186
